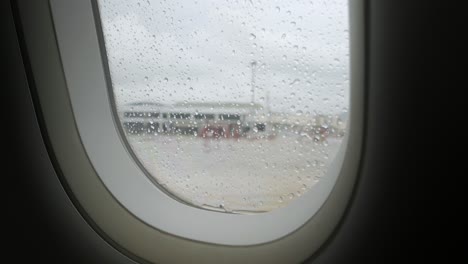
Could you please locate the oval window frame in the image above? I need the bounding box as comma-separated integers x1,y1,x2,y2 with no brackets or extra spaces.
18,0,365,262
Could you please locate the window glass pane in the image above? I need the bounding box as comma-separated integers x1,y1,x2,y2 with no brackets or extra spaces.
98,0,349,213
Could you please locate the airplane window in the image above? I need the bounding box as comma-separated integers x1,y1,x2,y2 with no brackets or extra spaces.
97,0,349,213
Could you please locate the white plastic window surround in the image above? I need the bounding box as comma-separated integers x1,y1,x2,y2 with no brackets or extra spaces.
49,0,363,248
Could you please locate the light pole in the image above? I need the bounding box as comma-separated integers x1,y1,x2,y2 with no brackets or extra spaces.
250,60,257,105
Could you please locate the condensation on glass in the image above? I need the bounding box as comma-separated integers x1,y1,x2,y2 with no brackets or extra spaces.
97,0,349,213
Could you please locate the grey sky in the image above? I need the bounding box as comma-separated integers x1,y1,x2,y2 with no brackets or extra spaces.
98,0,349,115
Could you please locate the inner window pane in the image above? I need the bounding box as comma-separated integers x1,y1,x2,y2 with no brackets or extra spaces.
98,0,349,213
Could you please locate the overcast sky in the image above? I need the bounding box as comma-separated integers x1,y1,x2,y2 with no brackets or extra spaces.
98,0,349,115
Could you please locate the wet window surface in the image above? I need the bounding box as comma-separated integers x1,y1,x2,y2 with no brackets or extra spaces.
98,0,349,213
